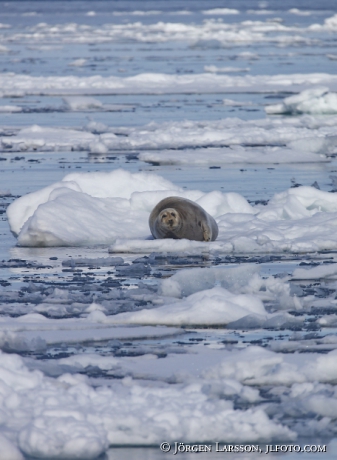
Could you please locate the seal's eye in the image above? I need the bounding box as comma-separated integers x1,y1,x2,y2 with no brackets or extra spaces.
171,213,176,218
162,214,167,218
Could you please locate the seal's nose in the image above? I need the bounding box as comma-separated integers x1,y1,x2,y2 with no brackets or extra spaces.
168,219,173,225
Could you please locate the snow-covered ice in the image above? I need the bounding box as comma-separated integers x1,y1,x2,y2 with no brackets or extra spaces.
7,169,253,247
62,96,103,111
1,125,96,152
266,87,337,115
8,168,337,253
109,286,267,326
0,72,337,96
3,116,337,158
2,11,337,48
1,344,337,458
0,349,299,459
138,146,329,166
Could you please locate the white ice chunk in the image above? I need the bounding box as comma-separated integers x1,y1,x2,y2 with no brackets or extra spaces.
0,350,294,459
160,264,298,309
62,96,103,111
108,286,267,326
293,264,337,280
1,125,96,152
204,65,250,73
0,73,337,96
84,120,109,134
288,8,311,16
89,141,108,154
0,105,22,112
139,146,329,165
7,169,180,236
109,238,231,254
160,265,260,298
0,315,183,345
3,112,337,156
266,87,337,115
202,8,239,15
107,265,298,327
98,116,337,153
237,51,259,60
324,14,337,30
7,180,82,237
204,347,337,385
68,58,87,66
0,330,46,352
288,136,337,154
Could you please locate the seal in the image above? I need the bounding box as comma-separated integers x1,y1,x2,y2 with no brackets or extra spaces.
149,196,218,242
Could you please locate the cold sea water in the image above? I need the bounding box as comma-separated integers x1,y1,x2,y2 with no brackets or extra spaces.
1,0,337,459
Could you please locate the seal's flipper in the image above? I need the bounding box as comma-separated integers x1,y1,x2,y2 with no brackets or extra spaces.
201,221,212,242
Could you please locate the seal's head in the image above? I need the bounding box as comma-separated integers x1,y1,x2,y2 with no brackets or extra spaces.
158,207,181,231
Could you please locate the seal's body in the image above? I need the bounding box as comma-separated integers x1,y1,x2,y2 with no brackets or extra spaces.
149,196,218,242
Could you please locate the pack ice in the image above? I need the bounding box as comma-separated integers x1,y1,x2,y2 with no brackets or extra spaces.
7,168,337,253
1,72,337,98
2,115,337,163
1,345,337,459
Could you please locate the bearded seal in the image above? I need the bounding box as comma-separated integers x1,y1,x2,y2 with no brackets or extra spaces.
149,196,218,242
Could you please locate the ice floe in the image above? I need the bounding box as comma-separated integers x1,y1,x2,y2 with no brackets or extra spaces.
98,116,337,152
203,346,337,386
61,96,130,113
288,8,312,16
159,264,298,309
293,263,337,280
8,169,337,252
7,169,178,235
138,146,329,165
68,58,87,67
1,345,337,458
202,8,240,15
109,189,337,253
3,116,337,159
0,350,296,459
3,13,337,48
109,287,267,326
0,72,337,96
0,105,22,113
204,65,250,73
266,87,337,115
62,96,103,111
7,169,252,247
102,264,302,327
1,125,96,152
0,317,183,349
